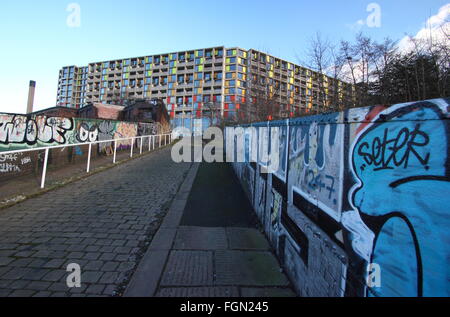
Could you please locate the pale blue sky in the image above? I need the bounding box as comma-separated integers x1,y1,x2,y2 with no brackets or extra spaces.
0,0,448,114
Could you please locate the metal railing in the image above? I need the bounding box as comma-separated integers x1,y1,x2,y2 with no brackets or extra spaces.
0,132,173,189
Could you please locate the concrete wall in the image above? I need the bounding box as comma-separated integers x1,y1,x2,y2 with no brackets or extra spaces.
0,113,160,181
226,98,450,297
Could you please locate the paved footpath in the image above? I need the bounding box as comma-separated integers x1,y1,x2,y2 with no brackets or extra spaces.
125,162,297,297
0,145,192,297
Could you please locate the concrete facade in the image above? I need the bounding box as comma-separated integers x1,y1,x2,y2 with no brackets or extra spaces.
56,46,360,129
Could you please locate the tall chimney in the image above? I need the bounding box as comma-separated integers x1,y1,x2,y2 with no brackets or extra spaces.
26,80,36,114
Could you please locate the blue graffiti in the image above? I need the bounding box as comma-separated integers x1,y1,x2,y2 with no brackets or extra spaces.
351,100,450,297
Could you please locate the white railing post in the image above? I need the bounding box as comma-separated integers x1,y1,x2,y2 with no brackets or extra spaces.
140,137,143,154
148,136,151,152
40,148,49,189
86,143,92,173
152,135,155,150
113,140,117,163
159,134,161,148
130,138,134,158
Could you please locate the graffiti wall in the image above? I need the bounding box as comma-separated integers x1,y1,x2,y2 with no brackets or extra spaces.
226,98,450,297
0,114,158,151
0,113,158,180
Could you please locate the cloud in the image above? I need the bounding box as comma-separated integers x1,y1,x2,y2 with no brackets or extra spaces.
398,4,450,53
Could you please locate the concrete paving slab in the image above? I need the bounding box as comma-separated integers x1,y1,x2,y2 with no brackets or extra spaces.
160,250,214,286
173,227,228,250
226,228,270,251
215,250,289,287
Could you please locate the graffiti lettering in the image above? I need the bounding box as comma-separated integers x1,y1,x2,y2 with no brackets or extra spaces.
0,115,73,146
357,123,430,172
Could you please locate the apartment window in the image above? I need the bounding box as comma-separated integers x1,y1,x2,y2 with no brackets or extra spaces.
226,49,236,57
179,53,185,61
216,49,223,57
177,75,184,84
204,73,211,82
215,72,223,80
237,65,246,72
226,80,236,87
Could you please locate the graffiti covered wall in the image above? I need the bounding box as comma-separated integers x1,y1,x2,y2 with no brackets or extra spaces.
226,98,450,297
0,113,159,179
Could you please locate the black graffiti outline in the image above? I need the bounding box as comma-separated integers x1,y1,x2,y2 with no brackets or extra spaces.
367,212,423,297
357,123,431,172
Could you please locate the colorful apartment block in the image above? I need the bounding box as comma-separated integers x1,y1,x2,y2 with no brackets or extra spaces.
56,46,359,129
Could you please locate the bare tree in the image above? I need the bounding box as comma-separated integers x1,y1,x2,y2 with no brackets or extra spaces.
304,32,333,113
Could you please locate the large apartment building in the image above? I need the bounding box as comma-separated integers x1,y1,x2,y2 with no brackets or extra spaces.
56,46,359,128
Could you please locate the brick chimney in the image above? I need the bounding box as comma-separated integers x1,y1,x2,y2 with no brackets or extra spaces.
26,80,36,114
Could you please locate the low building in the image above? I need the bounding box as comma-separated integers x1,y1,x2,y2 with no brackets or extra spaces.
77,103,124,120
31,106,78,118
122,99,171,132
